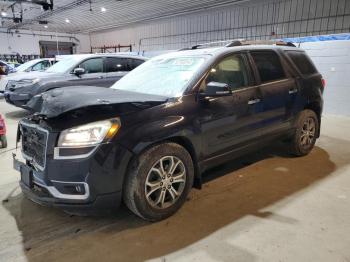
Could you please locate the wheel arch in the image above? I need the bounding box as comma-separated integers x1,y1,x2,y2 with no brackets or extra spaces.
126,135,202,190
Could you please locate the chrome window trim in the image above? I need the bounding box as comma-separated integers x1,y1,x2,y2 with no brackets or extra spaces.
20,121,49,172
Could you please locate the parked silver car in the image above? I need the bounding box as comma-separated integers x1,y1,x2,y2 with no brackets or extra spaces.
3,54,147,108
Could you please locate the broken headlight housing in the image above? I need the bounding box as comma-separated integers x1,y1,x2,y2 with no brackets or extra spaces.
57,119,121,147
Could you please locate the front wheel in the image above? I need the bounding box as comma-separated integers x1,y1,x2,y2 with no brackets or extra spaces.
288,109,319,156
123,143,194,221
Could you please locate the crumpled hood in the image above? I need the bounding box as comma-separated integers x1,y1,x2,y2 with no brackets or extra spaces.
26,86,168,118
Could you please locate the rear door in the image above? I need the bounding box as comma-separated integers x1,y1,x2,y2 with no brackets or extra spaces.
249,50,297,134
199,53,264,158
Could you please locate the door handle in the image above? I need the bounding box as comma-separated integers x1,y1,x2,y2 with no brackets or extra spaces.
289,88,298,94
248,98,261,105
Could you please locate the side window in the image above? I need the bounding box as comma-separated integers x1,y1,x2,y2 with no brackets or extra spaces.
205,55,248,90
251,51,286,83
106,58,145,72
42,60,51,69
286,51,317,75
105,57,129,72
79,58,104,74
32,60,51,71
32,61,47,71
131,59,145,69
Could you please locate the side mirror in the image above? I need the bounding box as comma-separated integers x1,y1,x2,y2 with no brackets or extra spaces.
73,68,85,76
200,82,232,98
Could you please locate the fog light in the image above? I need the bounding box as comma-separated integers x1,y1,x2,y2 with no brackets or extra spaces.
52,181,86,195
75,185,83,193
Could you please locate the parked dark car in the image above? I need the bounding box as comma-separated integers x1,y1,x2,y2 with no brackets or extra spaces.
4,54,147,108
13,41,324,221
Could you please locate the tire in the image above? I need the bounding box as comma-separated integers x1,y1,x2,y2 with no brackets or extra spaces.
123,142,194,221
0,135,7,148
288,109,319,156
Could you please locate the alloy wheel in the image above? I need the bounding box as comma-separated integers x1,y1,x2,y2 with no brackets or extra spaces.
145,156,186,209
300,117,316,148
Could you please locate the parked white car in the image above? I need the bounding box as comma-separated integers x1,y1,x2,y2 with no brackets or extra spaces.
0,58,58,94
12,58,58,74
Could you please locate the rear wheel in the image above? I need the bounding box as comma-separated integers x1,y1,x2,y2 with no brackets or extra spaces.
123,142,194,221
288,109,319,156
0,135,7,148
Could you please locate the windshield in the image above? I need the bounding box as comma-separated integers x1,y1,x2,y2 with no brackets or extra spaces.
111,55,209,97
46,56,79,73
16,60,40,72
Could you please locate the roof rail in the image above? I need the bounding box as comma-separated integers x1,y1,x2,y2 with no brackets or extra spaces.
226,40,296,47
178,39,245,51
178,39,296,51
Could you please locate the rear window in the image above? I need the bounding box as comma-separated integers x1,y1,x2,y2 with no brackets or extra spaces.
251,51,286,83
286,51,317,75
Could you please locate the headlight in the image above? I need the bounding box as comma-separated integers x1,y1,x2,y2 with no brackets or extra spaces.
57,119,121,147
9,78,40,89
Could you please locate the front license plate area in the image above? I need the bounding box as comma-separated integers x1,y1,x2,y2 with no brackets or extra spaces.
21,165,33,188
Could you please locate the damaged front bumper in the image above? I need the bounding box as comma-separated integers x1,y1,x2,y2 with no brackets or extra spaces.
13,151,126,215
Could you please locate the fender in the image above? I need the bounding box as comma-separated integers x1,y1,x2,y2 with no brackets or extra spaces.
127,115,202,158
117,114,204,188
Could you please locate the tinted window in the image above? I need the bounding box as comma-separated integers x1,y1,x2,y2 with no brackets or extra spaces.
286,51,317,75
251,52,286,83
132,59,145,69
206,55,248,90
106,57,126,72
79,58,104,73
106,58,145,72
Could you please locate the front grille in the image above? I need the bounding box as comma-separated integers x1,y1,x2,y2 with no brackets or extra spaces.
20,122,48,170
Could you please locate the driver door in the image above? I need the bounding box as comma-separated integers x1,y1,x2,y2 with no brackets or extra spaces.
199,53,263,159
69,57,106,87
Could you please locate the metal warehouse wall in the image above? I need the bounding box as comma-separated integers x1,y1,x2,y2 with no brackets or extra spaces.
90,0,350,51
301,40,350,116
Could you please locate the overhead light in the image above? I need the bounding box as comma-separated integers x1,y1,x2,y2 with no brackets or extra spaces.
44,25,48,29
1,11,7,17
101,7,106,12
65,18,70,23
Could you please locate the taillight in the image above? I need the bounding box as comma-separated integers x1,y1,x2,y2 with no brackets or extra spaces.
321,78,326,88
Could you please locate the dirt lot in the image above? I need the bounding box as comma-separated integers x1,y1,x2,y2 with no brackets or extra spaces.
1,99,350,262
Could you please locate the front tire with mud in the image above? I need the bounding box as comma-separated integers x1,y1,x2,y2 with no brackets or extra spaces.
123,142,194,221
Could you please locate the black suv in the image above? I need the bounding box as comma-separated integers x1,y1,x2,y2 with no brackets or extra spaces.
13,41,324,221
4,54,146,108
